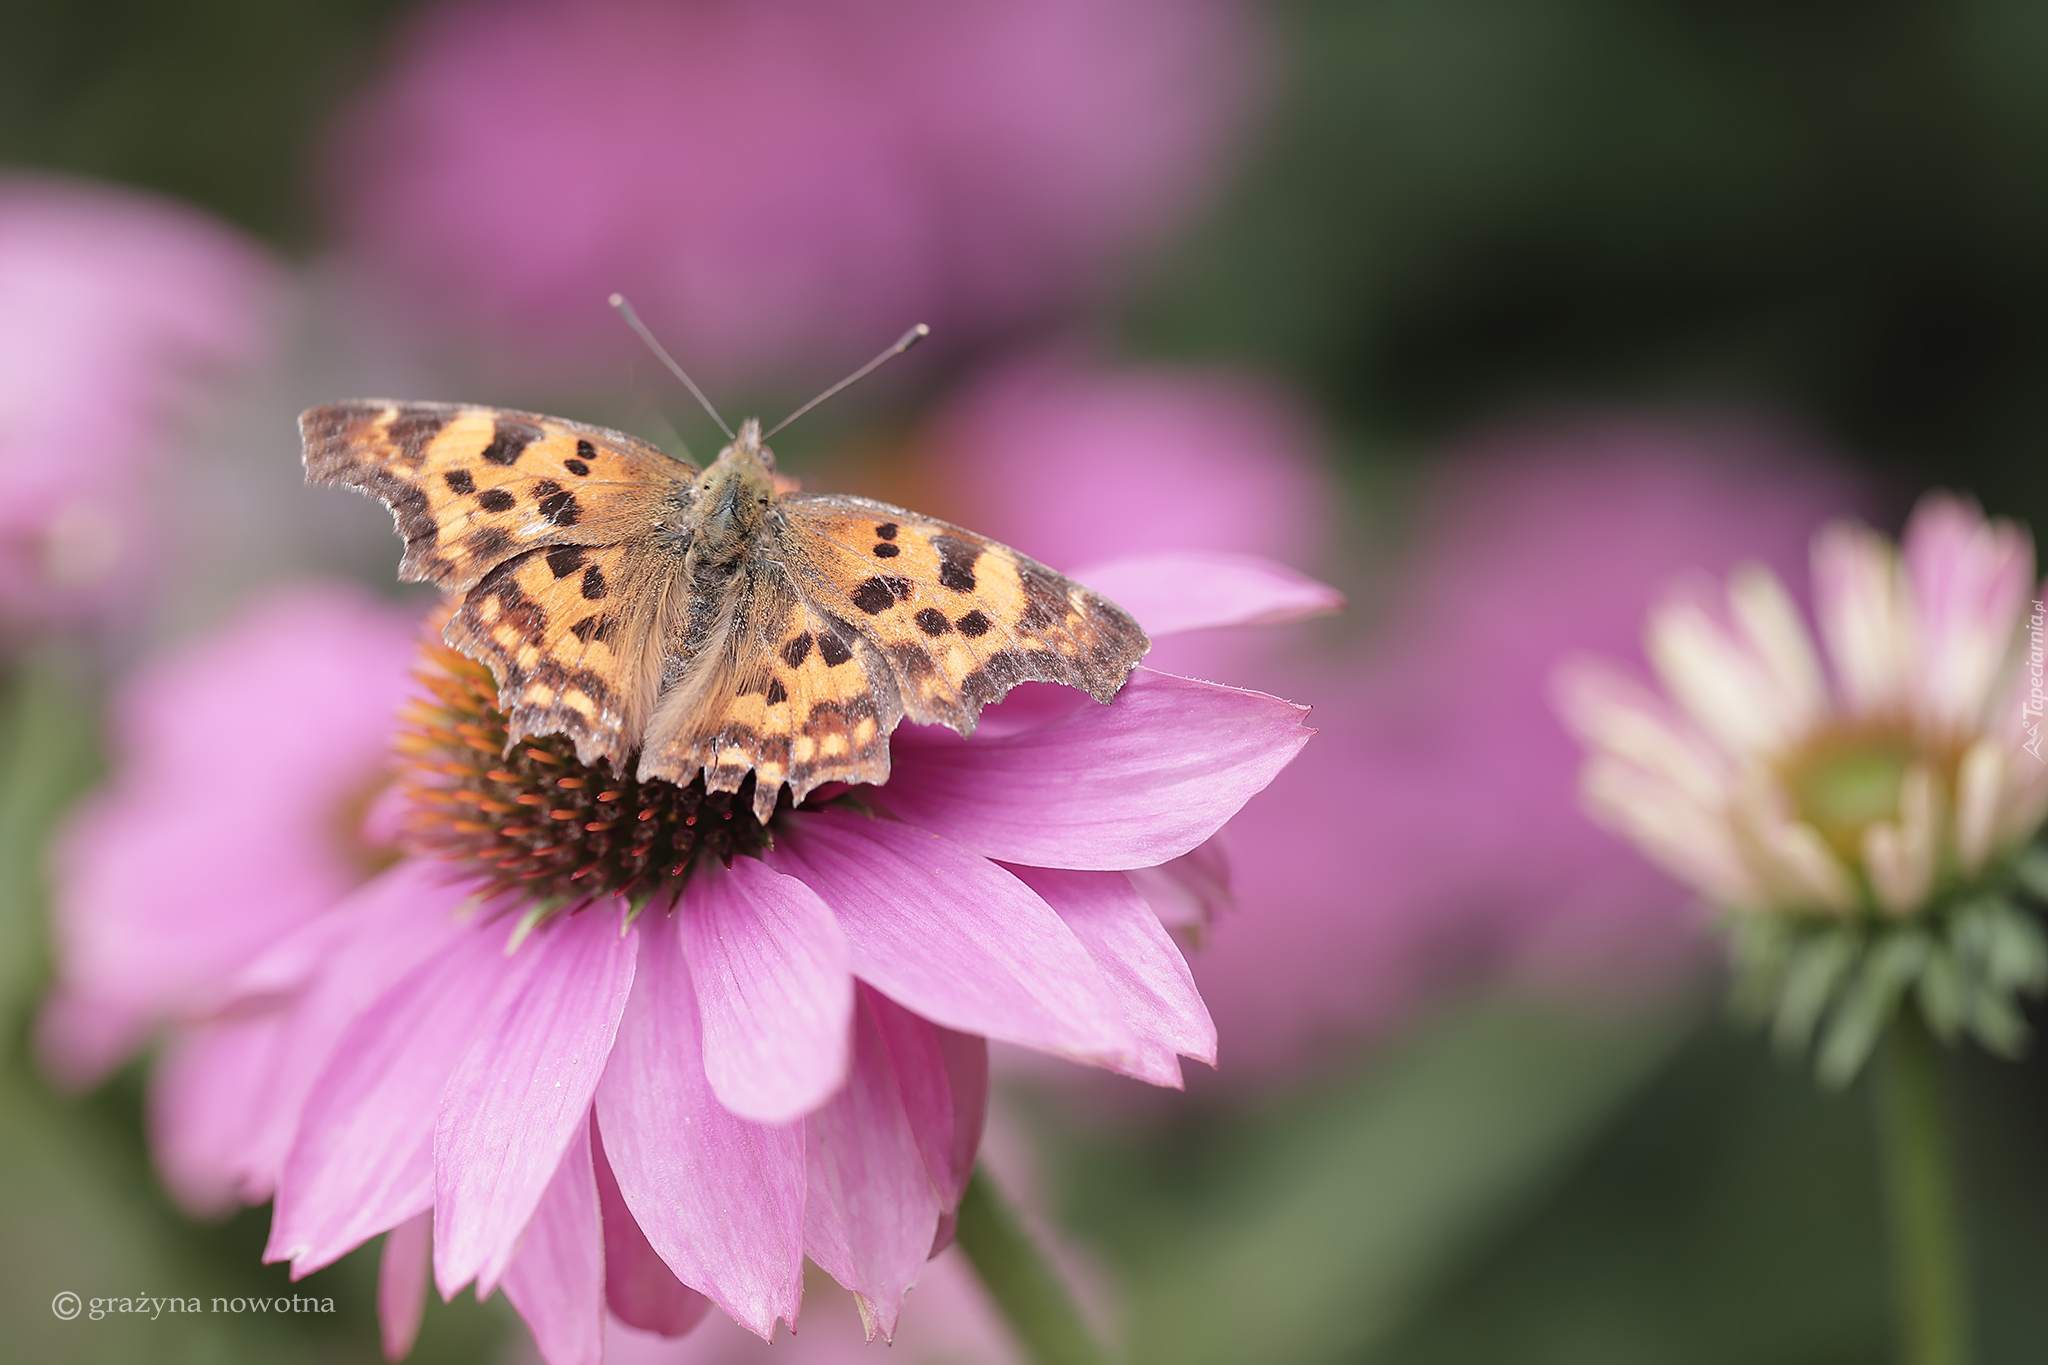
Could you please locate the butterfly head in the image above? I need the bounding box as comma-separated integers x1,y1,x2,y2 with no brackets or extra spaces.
690,416,779,568
717,416,777,473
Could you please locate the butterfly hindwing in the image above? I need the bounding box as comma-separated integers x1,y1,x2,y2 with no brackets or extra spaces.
774,493,1150,730
640,558,901,820
301,401,690,592
444,540,672,770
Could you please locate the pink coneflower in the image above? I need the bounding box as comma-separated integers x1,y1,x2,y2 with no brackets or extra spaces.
1557,492,2048,1080
0,173,277,637
47,556,1317,1362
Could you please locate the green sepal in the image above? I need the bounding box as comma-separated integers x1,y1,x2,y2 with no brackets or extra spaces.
1726,875,2048,1087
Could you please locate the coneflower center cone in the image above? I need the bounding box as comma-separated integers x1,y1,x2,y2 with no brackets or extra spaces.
397,641,783,909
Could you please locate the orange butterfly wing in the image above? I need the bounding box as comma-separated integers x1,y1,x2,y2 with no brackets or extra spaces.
301,401,689,591
637,492,1150,819
303,401,691,765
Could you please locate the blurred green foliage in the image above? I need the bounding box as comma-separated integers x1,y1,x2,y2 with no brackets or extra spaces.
1134,0,2048,525
0,0,406,245
1042,1001,2048,1365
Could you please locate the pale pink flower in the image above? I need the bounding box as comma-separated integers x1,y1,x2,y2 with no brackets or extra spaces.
1557,492,2048,922
0,174,278,634
45,555,1317,1361
320,0,1268,389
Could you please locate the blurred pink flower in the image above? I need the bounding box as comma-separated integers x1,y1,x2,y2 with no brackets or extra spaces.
914,353,1342,690
931,376,1868,1078
1200,421,1869,1076
322,0,1267,388
924,354,1332,574
44,554,1316,1361
0,174,278,635
35,582,420,1209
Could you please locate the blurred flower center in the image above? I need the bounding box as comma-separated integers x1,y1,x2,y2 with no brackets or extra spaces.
396,641,783,909
1780,726,1927,861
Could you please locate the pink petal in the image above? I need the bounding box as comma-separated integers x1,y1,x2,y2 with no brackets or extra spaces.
1902,492,2035,726
435,908,638,1299
236,861,477,1204
268,924,522,1276
769,811,1136,1067
804,987,945,1342
148,1011,288,1217
377,1213,431,1362
1008,865,1217,1087
679,857,852,1124
1071,550,1344,638
881,669,1313,870
1125,833,1233,935
865,987,986,1212
591,1122,712,1337
594,913,804,1338
500,1115,606,1365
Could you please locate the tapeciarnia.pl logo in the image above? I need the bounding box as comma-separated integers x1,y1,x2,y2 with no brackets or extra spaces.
2025,599,2045,762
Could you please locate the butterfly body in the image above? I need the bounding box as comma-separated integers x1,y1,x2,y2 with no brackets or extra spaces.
303,402,1149,821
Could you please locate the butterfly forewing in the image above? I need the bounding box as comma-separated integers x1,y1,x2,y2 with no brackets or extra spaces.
301,401,690,591
773,493,1150,728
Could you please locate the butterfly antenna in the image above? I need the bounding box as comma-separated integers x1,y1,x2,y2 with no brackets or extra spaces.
609,293,735,440
764,324,930,440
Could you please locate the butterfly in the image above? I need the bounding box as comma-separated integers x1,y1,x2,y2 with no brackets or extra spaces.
302,402,1150,823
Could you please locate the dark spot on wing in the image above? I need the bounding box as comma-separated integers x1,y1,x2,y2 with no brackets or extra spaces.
533,479,581,527
956,610,991,637
1018,562,1068,629
576,439,597,461
818,631,854,667
874,522,898,540
889,641,938,680
934,536,980,593
781,633,813,668
388,410,450,461
444,469,476,496
765,678,788,706
873,542,900,558
477,488,516,513
480,420,542,466
852,578,896,614
915,608,951,636
569,615,599,642
468,526,513,561
545,545,587,578
581,564,607,600
564,458,590,476
391,484,436,550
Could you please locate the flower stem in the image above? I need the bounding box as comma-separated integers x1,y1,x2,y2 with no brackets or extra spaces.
954,1164,1111,1365
1872,1010,1971,1365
